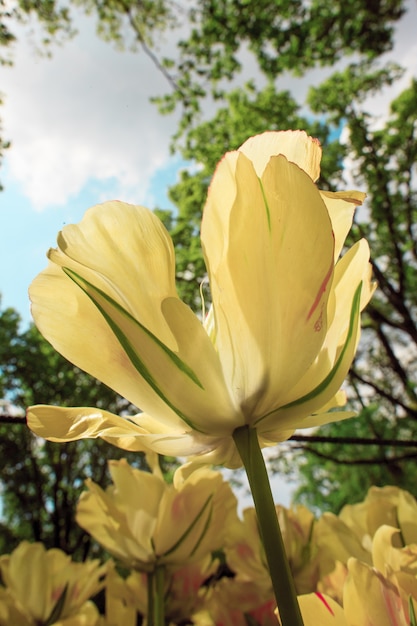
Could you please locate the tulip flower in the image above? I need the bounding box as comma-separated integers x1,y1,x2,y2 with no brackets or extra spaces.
107,560,216,625
314,511,372,576
0,541,105,625
77,460,235,626
76,460,236,571
339,486,417,548
27,130,374,468
343,558,411,626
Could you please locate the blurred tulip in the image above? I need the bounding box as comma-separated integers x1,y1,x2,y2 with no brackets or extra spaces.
0,542,105,625
296,593,347,626
76,460,236,571
340,486,417,548
343,558,410,626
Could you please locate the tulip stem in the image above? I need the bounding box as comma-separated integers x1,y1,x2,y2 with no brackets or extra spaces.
147,566,165,626
233,425,304,626
154,565,166,626
147,571,154,626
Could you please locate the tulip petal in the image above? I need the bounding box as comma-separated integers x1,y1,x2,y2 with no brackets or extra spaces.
239,130,322,181
298,593,348,626
26,404,242,465
26,405,153,450
344,559,408,626
30,201,238,435
63,268,239,434
320,190,365,261
256,281,362,432
49,202,178,346
202,152,334,422
277,240,373,413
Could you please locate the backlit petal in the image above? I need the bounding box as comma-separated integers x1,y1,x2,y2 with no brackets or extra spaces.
202,152,334,422
298,593,347,626
239,130,322,181
320,190,365,261
30,202,238,435
26,405,153,451
256,281,362,433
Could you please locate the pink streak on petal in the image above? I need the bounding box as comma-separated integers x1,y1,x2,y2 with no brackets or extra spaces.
306,260,334,325
315,592,335,616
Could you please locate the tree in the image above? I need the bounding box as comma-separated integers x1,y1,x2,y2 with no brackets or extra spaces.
154,0,407,141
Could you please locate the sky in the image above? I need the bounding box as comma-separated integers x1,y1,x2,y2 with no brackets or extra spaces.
0,1,416,505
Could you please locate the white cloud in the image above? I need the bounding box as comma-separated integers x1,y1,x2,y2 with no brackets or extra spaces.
1,0,416,212
0,12,182,210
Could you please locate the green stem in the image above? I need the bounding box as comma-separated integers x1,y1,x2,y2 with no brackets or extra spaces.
233,425,304,626
147,571,154,626
154,564,165,626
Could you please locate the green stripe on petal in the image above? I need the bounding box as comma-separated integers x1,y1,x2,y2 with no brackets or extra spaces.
258,177,272,232
409,597,417,626
162,494,213,558
255,281,363,426
63,267,205,432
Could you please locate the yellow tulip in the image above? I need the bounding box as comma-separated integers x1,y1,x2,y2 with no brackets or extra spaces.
201,576,277,626
340,486,417,548
296,593,347,626
101,567,138,626
343,558,410,626
27,130,375,467
275,504,321,594
225,504,320,596
372,525,417,576
314,511,372,575
108,559,216,624
76,459,236,571
317,561,348,606
223,507,273,604
0,541,104,625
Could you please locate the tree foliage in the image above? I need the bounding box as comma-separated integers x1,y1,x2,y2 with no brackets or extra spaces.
0,0,409,175
154,0,407,140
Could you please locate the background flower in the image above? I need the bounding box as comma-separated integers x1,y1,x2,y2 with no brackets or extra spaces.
76,460,237,571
